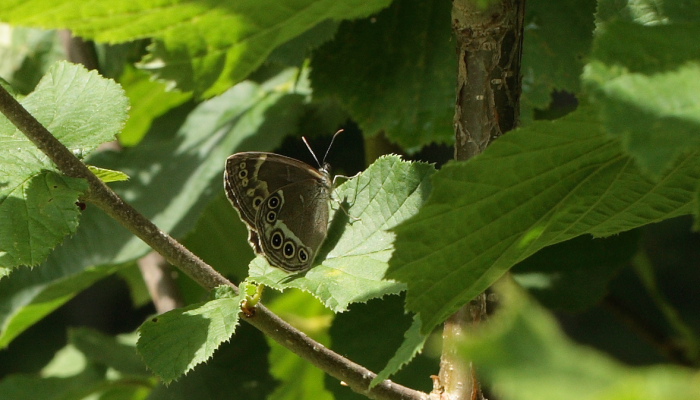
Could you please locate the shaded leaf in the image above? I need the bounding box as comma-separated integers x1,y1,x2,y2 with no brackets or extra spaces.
265,289,334,400
512,231,640,311
311,0,455,149
69,327,148,376
460,279,700,400
521,0,596,112
370,314,428,389
148,322,275,400
584,20,700,177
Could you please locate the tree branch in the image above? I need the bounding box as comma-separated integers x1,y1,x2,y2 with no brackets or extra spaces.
0,84,427,400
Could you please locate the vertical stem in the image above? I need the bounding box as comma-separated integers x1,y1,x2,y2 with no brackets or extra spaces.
452,0,525,161
441,1,525,399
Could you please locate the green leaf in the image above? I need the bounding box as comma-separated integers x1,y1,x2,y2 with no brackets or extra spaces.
521,0,596,112
0,61,127,269
311,0,455,149
69,327,148,376
0,369,106,400
370,314,428,389
584,21,700,177
148,322,275,400
0,172,87,268
0,26,65,95
183,194,255,282
0,0,393,96
250,155,435,312
389,107,700,334
87,165,129,183
459,280,700,400
512,231,640,311
0,69,304,348
325,295,433,392
265,289,334,400
118,67,192,147
137,284,245,383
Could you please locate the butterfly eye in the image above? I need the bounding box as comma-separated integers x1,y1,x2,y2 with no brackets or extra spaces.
270,231,283,249
267,195,280,209
240,177,249,187
283,241,295,259
298,248,309,262
266,211,276,223
253,196,263,208
238,169,248,179
239,162,246,169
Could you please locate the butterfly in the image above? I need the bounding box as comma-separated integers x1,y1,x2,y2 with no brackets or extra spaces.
224,132,342,272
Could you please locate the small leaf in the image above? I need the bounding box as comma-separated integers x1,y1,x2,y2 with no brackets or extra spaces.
137,284,246,383
87,165,129,183
250,155,435,312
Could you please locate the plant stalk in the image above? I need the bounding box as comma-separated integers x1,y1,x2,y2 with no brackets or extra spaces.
443,0,525,398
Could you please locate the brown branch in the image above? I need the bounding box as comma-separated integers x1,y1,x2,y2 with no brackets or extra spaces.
444,1,526,399
0,83,427,400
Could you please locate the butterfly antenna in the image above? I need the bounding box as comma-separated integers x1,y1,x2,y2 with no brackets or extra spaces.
322,129,344,164
302,136,322,168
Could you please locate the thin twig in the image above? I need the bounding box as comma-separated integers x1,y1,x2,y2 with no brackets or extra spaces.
0,83,427,400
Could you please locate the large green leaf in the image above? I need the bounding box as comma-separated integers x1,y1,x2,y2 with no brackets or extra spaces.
0,0,393,96
0,69,306,348
584,20,700,177
0,61,127,269
311,0,455,149
249,155,435,312
389,107,700,334
459,280,700,400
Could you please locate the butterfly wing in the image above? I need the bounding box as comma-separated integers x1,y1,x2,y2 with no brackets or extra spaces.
225,153,324,226
255,179,331,272
224,152,330,269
